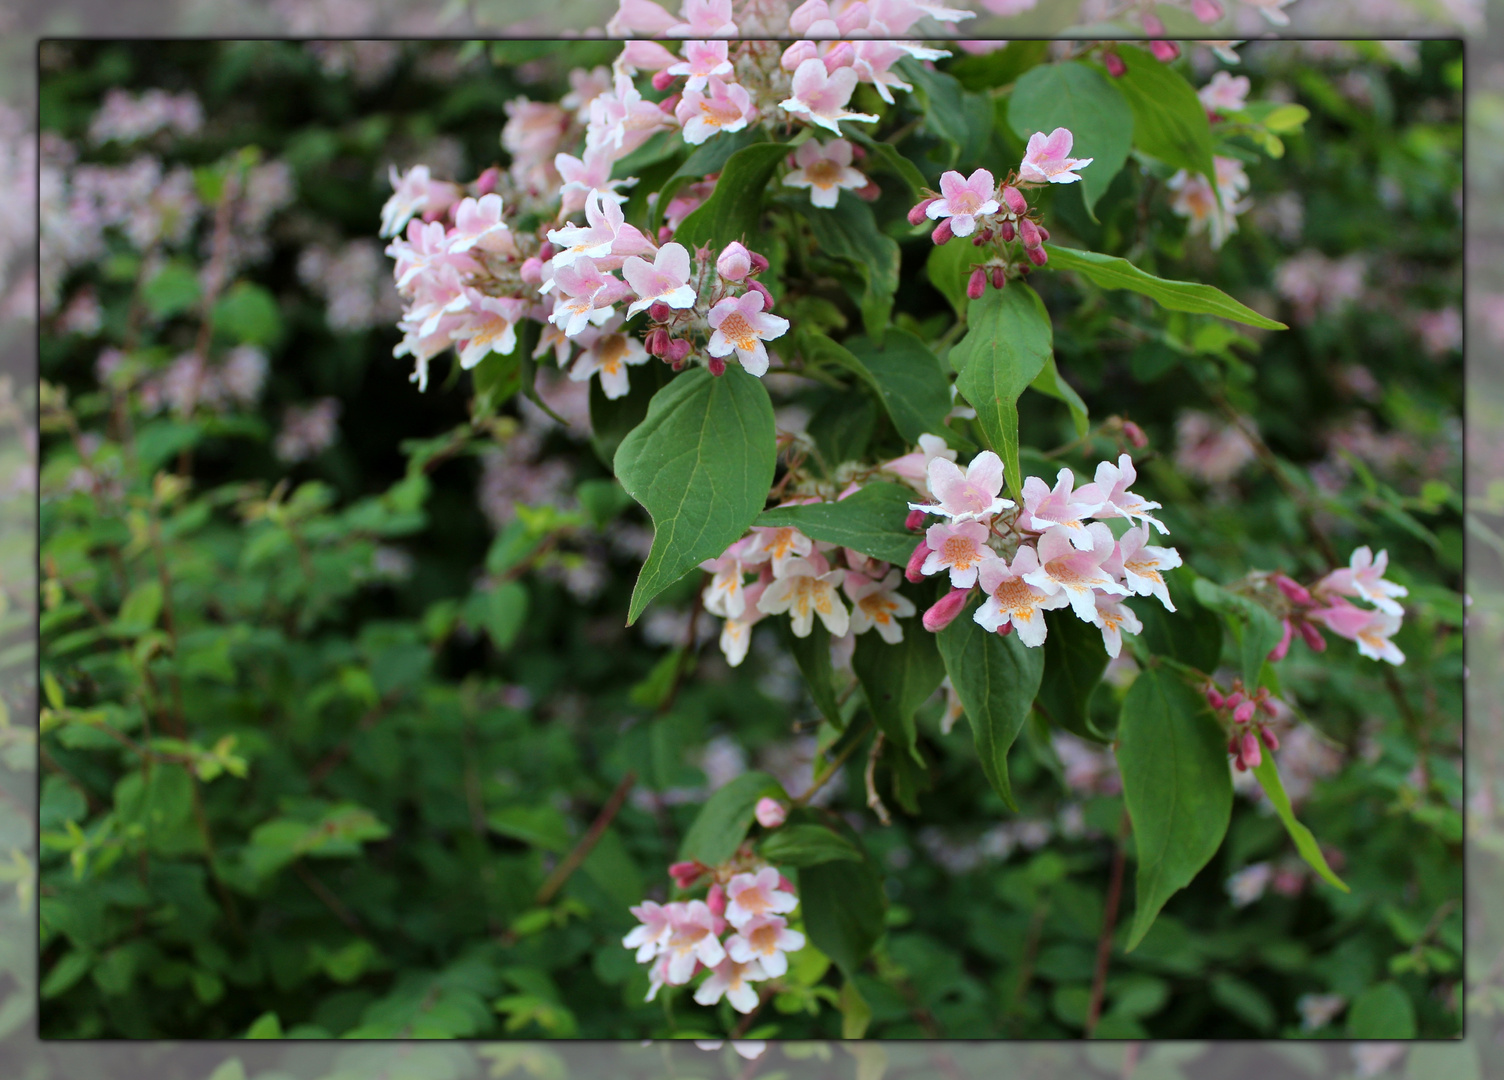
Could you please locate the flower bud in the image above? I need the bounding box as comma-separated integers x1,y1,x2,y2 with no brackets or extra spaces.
644,327,669,357
967,267,987,300
1261,727,1280,751
538,241,556,261
905,509,927,531
649,301,673,322
1298,620,1327,652
995,621,1013,637
1123,420,1148,448
652,70,677,92
658,225,674,244
778,875,796,894
1205,686,1225,709
990,266,1006,290
706,883,726,916
717,241,752,281
707,356,727,376
905,539,930,583
1002,185,1028,217
823,42,856,73
748,250,770,273
1026,246,1048,267
1191,0,1224,22
972,234,987,247
922,588,971,632
908,198,938,226
1141,11,1167,34
998,220,1016,243
1018,218,1042,249
746,279,775,311
1268,618,1293,662
520,257,544,285
1149,40,1181,63
665,338,693,363
755,797,787,828
669,860,705,888
1240,732,1262,770
1233,700,1257,724
658,92,681,114
671,358,687,371
931,218,954,245
475,166,502,196
1036,225,1050,242
856,180,882,201
1224,691,1246,712
1273,573,1313,606
1103,51,1127,78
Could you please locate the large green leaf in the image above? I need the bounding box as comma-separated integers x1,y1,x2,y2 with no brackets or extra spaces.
615,368,776,625
1191,578,1284,687
650,127,767,235
935,602,1046,811
755,481,918,567
799,193,901,340
841,331,953,445
678,770,784,867
1346,981,1417,1039
672,142,788,251
1119,668,1233,951
800,827,887,977
1008,61,1134,215
588,356,670,468
1251,751,1350,892
926,238,978,319
1036,609,1112,742
1044,245,1286,330
1131,575,1224,674
760,823,862,868
899,58,992,166
778,618,844,729
952,284,1053,500
852,621,946,763
1111,45,1216,184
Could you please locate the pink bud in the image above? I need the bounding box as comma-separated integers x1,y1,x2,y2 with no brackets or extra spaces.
856,181,882,202
1002,185,1028,216
990,266,1007,290
1149,40,1181,63
1141,11,1167,35
706,883,726,916
717,241,752,281
474,166,502,196
755,797,787,829
748,251,770,273
922,588,971,632
972,234,987,247
538,241,556,261
905,539,930,583
1268,618,1293,662
658,225,674,244
1274,573,1313,606
746,279,775,311
665,338,692,363
909,198,937,226
658,93,681,114
995,621,1013,637
707,355,727,376
967,267,986,300
1224,691,1246,711
1191,0,1224,22
778,875,796,894
905,509,927,531
520,257,544,285
1240,732,1262,770
931,219,954,245
1026,246,1048,267
649,301,672,322
1018,218,1043,249
1298,620,1327,652
1261,727,1280,752
644,328,669,357
1103,51,1127,78
1036,225,1050,242
671,359,687,371
1205,686,1225,709
652,70,677,92
1123,420,1149,448
823,42,856,73
669,860,704,888
1233,700,1256,724
998,220,1016,243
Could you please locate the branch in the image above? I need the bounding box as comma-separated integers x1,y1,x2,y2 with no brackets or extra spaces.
864,732,891,826
1085,808,1131,1037
533,770,638,907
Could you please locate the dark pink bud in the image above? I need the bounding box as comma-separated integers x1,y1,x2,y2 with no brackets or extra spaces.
905,540,931,583
1149,40,1181,63
1205,686,1225,709
539,241,556,261
746,279,775,310
1261,727,1280,752
1229,737,1241,756
1274,573,1313,606
995,621,1013,637
998,220,1016,243
967,268,986,300
658,93,681,114
1123,420,1149,448
1234,756,1247,772
1027,246,1048,267
931,219,954,245
991,266,1006,290
908,198,937,226
778,875,796,894
1233,700,1257,724
1036,225,1050,242
856,180,882,202
747,251,770,274
707,356,727,376
1002,185,1028,216
972,234,987,247
1141,11,1167,34
1267,619,1293,662
923,588,971,632
1018,218,1042,249
706,883,726,916
1224,691,1246,711
652,70,677,92
823,42,856,72
671,359,687,371
1298,620,1327,652
475,166,502,196
1240,732,1262,770
644,328,669,357
1103,51,1127,78
669,860,704,888
1191,0,1224,22
658,225,674,244
905,509,927,531
649,301,672,322
665,338,692,363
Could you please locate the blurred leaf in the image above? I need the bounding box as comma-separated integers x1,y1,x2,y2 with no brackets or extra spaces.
674,142,789,250
852,624,945,764
760,824,862,868
488,805,571,854
212,282,283,347
801,827,886,977
678,771,783,867
1111,46,1216,183
1009,61,1134,215
1346,981,1416,1039
142,261,201,320
1036,610,1112,743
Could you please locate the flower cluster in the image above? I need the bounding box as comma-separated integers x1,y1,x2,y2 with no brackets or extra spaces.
1167,154,1252,250
624,851,806,1014
1264,547,1408,666
1205,676,1282,771
899,442,1180,658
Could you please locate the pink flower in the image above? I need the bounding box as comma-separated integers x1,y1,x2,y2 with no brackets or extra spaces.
1090,454,1168,534
913,450,1012,524
623,242,696,316
588,73,674,156
663,899,727,983
921,520,993,588
1167,156,1251,249
623,899,676,962
980,0,1038,12
701,544,752,618
757,556,850,638
924,168,1000,238
547,189,656,272
1091,594,1143,659
783,138,868,209
974,548,1069,646
1243,0,1296,25
448,194,511,254
724,867,799,928
380,164,460,238
666,40,733,92
1345,608,1406,666
1021,468,1105,550
716,241,752,281
568,323,650,399
555,146,635,215
779,58,878,136
1199,71,1250,114
1024,523,1128,623
675,76,756,145
1018,127,1094,185
614,38,680,74
882,433,957,490
607,0,680,36
455,294,529,369
1190,0,1224,22
845,569,916,644
1317,546,1407,617
754,797,787,828
851,41,920,104
669,0,737,35
719,578,769,667
1103,524,1182,610
726,915,806,978
706,291,790,378
693,957,767,1013
548,257,631,337
742,523,812,573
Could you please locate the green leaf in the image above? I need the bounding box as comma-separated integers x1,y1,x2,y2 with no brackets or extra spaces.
800,828,886,976
899,59,992,166
947,40,1050,92
650,127,767,235
41,949,95,999
614,368,776,626
935,602,1046,811
799,193,901,339
1119,668,1233,951
952,284,1053,500
242,804,391,879
1112,45,1216,183
678,771,783,866
852,622,945,763
839,977,873,1039
847,130,927,199
1346,981,1417,1039
1251,751,1350,893
1029,353,1089,437
1132,575,1223,674
1009,61,1134,215
472,350,524,415
1191,578,1283,687
213,281,283,347
487,805,572,853
468,580,528,651
673,142,789,251
141,261,201,320
1210,974,1276,1033
926,238,978,319
1044,245,1286,330
760,823,862,867
1036,610,1112,742
116,580,164,634
755,482,918,567
835,330,953,446
588,356,670,468
778,618,844,729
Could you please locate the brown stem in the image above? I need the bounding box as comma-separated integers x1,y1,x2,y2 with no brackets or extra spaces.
864,732,891,826
1005,899,1050,1033
533,770,638,908
190,777,244,939
1085,808,1132,1037
295,860,363,933
791,719,873,808
308,691,401,786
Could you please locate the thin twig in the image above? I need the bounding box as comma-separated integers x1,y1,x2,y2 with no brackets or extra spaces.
295,860,363,933
308,691,402,786
532,770,638,908
1085,808,1132,1037
864,732,891,826
791,719,873,808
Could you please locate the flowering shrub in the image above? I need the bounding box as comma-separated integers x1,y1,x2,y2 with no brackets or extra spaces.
37,34,1462,1043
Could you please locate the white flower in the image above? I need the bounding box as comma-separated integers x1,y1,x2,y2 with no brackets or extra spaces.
974,548,1069,646
757,556,850,638
693,957,767,1014
783,138,868,209
725,914,806,978
845,569,916,644
568,324,650,399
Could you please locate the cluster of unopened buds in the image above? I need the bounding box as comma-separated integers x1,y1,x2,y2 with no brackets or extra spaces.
624,808,805,1014
910,128,1091,289
1262,547,1408,666
1206,677,1281,771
